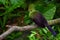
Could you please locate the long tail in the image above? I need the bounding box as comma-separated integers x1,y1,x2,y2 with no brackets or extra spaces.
47,26,56,36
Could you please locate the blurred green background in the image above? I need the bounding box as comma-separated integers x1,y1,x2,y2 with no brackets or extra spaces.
0,0,60,40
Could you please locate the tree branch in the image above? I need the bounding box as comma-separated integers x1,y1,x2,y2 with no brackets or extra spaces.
0,18,60,40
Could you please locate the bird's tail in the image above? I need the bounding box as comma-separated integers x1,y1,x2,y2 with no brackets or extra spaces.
47,25,56,36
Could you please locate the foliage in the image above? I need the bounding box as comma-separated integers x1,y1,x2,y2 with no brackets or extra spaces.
0,0,59,40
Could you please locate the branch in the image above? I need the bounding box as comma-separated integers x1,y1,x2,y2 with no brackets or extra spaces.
48,18,60,25
0,18,60,40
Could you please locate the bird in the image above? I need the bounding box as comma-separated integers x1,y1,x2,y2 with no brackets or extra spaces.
28,4,56,36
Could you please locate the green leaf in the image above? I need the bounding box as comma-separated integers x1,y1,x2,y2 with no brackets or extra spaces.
2,15,7,29
43,5,56,20
10,0,24,5
0,0,24,16
28,31,36,40
0,0,6,5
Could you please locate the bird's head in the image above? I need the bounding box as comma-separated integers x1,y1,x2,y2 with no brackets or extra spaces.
28,4,37,18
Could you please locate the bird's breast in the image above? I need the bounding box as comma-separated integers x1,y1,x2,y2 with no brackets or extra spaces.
32,13,46,28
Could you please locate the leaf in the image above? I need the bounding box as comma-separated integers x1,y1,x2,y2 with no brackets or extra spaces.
0,0,6,5
28,31,36,40
0,0,24,16
2,15,7,29
43,5,56,20
10,0,24,5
